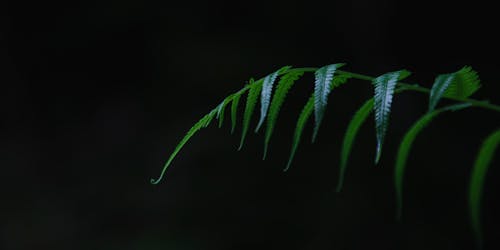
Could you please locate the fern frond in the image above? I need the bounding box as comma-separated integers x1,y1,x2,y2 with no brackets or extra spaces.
263,70,305,159
285,95,314,171
429,66,481,112
312,63,345,142
255,66,291,132
469,128,500,248
239,78,263,150
230,93,241,134
151,108,218,184
373,70,410,164
394,103,471,219
337,98,374,192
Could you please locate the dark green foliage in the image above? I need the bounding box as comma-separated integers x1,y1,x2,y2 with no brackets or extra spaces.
152,64,499,248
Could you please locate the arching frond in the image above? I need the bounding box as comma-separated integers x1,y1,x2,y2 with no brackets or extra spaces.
151,108,218,184
337,98,374,192
394,103,471,219
469,128,500,248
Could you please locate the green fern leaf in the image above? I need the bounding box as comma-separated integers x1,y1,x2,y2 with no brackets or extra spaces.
239,78,263,150
312,63,345,142
230,93,241,134
263,70,304,159
395,103,471,219
216,96,231,128
429,66,481,112
255,66,291,132
151,108,218,184
337,98,374,192
373,70,410,164
469,128,500,248
444,66,481,99
285,95,314,171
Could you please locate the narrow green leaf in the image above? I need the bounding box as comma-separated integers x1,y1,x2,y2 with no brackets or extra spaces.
151,108,218,184
285,95,314,171
337,98,374,192
395,103,471,219
429,66,481,112
230,94,241,134
469,128,500,248
312,63,345,142
263,70,304,159
255,66,291,132
216,96,231,128
239,79,263,150
373,70,410,164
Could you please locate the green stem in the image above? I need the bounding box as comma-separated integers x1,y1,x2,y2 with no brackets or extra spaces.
336,70,500,113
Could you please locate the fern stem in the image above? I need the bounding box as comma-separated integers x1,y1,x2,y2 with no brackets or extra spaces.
335,70,500,113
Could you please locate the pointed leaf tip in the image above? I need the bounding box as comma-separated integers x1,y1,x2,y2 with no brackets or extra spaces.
286,95,314,171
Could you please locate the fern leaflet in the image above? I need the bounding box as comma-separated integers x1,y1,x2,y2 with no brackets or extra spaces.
373,70,410,164
216,96,231,128
312,63,345,142
263,70,304,159
428,66,481,112
255,66,291,132
394,103,471,219
239,79,263,150
230,93,241,134
444,66,480,99
285,95,314,171
469,128,500,248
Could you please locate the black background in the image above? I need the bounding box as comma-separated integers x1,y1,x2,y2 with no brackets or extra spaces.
1,1,499,249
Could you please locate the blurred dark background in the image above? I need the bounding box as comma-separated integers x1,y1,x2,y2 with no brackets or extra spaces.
1,0,499,249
